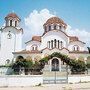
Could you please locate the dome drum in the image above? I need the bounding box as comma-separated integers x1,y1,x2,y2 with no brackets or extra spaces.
43,17,67,34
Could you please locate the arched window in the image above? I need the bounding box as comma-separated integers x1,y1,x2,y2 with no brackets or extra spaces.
73,45,79,51
54,39,57,48
10,20,12,26
51,40,53,49
54,25,56,30
60,41,63,49
16,56,24,61
48,25,51,31
15,21,17,27
6,59,10,64
59,26,61,30
32,45,38,51
58,40,59,48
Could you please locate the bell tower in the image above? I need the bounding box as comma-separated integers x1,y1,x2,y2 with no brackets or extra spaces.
0,13,23,65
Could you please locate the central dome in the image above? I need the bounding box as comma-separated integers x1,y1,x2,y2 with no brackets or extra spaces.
44,17,67,28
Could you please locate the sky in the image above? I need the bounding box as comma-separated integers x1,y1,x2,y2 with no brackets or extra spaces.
0,0,90,48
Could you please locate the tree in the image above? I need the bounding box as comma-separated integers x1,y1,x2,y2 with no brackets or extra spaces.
86,56,90,68
87,47,90,53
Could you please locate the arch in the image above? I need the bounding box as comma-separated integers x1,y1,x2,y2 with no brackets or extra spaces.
40,52,86,73
51,58,59,71
16,55,24,61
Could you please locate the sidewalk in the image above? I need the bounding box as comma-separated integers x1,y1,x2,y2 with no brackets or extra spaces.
0,82,90,90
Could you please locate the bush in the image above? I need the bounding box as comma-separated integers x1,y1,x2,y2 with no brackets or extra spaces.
12,52,86,74
40,52,86,74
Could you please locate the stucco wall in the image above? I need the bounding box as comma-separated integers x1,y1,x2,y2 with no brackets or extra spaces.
68,75,90,83
0,27,22,65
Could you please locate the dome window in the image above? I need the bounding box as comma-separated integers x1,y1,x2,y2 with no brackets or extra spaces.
48,25,51,31
54,25,56,30
15,21,17,27
32,45,38,51
10,20,12,26
73,45,79,51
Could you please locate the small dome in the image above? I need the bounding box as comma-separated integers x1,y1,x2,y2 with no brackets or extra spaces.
5,13,20,21
44,17,67,29
32,36,41,42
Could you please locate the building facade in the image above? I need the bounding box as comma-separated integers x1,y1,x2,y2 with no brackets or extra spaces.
0,13,90,71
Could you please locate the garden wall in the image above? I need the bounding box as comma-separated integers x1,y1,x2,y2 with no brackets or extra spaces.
68,75,90,83
0,75,43,87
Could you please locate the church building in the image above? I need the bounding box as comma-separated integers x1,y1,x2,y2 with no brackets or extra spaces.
0,13,90,71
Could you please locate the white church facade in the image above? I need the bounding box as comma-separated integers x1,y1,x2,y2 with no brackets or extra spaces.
0,13,90,71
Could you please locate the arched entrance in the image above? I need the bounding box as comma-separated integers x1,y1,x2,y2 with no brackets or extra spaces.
52,58,59,71
43,57,68,84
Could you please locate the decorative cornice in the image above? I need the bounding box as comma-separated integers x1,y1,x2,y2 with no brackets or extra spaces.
2,26,23,34
69,51,89,54
13,50,41,54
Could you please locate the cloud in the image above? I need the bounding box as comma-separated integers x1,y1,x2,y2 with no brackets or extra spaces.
24,9,55,42
23,9,90,49
66,25,90,47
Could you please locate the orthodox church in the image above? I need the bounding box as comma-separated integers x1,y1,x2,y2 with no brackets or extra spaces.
0,13,90,71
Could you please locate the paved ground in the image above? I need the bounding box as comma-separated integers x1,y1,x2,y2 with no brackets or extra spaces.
0,82,90,90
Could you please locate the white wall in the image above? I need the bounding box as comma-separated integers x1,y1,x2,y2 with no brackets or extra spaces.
0,27,22,65
0,75,43,87
40,30,69,50
68,41,85,51
68,75,90,83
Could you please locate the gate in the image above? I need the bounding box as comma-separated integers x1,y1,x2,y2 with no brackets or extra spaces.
43,65,68,84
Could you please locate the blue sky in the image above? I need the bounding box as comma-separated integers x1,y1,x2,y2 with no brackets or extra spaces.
0,0,90,48
0,0,90,30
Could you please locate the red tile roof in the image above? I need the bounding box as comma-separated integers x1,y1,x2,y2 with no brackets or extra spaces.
5,13,20,20
32,36,41,42
44,17,67,29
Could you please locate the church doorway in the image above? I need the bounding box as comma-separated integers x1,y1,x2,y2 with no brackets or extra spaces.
43,57,68,84
52,58,59,71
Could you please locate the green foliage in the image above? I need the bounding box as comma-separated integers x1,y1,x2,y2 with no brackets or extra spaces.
71,60,86,74
86,56,90,68
87,47,90,53
40,52,86,74
12,52,86,74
